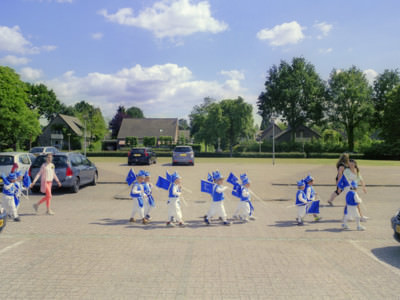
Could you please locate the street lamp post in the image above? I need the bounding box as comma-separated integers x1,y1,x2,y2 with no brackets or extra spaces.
271,116,277,166
84,120,87,157
67,133,71,152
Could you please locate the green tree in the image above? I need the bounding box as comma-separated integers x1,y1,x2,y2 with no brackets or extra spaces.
257,57,326,141
382,85,400,143
26,83,64,121
372,69,400,129
73,101,107,150
327,66,373,151
126,106,144,118
220,97,254,156
189,97,215,150
0,67,41,150
179,118,190,130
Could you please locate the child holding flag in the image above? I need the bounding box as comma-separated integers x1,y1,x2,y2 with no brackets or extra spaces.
204,171,230,226
295,180,307,225
232,174,254,222
342,181,365,231
1,173,20,222
143,171,155,221
166,172,185,227
129,170,148,224
304,175,321,222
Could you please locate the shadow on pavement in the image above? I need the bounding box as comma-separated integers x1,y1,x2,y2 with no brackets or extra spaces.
90,218,130,226
371,246,400,269
306,228,343,233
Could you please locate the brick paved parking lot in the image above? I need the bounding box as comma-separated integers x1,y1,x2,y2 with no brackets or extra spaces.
1,159,400,299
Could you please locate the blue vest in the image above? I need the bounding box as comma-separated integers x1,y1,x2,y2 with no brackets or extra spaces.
305,185,315,202
345,190,358,206
168,183,180,198
3,183,15,197
295,190,307,206
130,182,143,207
212,185,224,202
142,182,155,206
240,186,250,202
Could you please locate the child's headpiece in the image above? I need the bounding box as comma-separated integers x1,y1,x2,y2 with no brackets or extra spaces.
297,180,305,187
241,173,250,185
212,171,223,181
304,175,314,183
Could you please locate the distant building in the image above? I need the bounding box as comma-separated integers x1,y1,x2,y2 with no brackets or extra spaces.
257,122,283,141
117,118,179,146
274,124,321,143
38,114,83,149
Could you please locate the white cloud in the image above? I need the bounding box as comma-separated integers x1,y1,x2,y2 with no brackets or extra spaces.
220,70,245,81
318,48,333,54
0,55,30,65
20,67,43,81
91,32,104,40
256,21,305,46
314,21,332,39
99,0,228,38
45,64,248,118
363,69,378,85
0,25,56,54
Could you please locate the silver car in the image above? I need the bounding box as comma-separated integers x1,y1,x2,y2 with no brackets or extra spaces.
0,152,32,187
172,146,195,166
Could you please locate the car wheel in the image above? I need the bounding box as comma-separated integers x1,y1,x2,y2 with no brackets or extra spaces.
91,173,98,186
70,177,80,193
128,162,132,166
153,159,157,164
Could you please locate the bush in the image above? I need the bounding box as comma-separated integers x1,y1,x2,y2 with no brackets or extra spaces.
143,136,157,147
191,144,201,153
125,136,138,147
363,141,400,160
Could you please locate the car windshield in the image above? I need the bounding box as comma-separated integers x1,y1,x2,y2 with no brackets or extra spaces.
131,149,145,154
31,155,68,168
174,147,192,153
30,147,44,153
0,156,13,165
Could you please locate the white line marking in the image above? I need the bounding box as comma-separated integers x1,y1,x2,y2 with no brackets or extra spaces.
349,240,400,277
0,240,26,255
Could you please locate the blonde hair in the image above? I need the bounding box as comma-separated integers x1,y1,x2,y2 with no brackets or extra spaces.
336,153,350,169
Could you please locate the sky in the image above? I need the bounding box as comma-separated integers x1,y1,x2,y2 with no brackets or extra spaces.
1,0,400,124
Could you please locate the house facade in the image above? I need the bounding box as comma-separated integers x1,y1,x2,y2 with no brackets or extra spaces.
257,122,283,142
38,114,83,150
274,124,321,143
117,118,179,146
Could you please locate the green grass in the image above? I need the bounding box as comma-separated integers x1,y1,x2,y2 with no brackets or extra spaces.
89,156,400,166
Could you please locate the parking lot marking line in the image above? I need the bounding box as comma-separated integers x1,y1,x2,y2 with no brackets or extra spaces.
349,240,400,277
0,240,26,255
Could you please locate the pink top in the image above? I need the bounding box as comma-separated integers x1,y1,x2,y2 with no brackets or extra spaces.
33,163,60,193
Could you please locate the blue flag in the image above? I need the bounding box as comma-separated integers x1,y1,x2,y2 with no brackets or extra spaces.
201,180,214,194
126,169,136,186
227,172,238,186
307,200,320,214
22,171,31,188
337,174,350,190
207,173,213,183
232,184,242,198
166,171,172,183
156,176,170,190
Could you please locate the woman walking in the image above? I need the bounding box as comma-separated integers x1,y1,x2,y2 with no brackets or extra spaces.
30,154,61,215
327,153,350,206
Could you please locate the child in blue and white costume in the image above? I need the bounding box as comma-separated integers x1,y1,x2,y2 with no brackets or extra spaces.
295,180,307,225
142,171,155,221
129,170,148,224
204,171,231,226
14,171,23,211
232,174,254,222
304,175,321,222
166,172,185,227
1,173,20,222
342,181,365,231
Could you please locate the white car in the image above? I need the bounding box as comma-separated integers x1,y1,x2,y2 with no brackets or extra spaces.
0,152,32,187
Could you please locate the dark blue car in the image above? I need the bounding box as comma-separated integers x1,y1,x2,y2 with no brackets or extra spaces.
392,208,400,242
30,152,98,193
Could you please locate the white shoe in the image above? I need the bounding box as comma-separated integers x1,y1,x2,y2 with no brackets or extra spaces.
357,225,366,231
360,216,369,222
342,223,349,230
232,215,239,220
249,216,256,221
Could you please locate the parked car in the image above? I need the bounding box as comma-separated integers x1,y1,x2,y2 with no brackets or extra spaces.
30,152,97,193
128,148,156,165
391,208,400,242
172,146,195,166
29,146,59,157
0,152,32,187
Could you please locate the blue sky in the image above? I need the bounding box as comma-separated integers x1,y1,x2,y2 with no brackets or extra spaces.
1,0,400,123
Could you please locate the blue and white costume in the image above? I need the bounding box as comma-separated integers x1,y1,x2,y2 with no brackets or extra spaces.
205,171,228,223
295,180,308,223
167,173,183,223
304,175,320,217
130,173,145,220
343,181,364,230
14,171,23,210
142,171,155,219
233,174,254,221
1,173,19,220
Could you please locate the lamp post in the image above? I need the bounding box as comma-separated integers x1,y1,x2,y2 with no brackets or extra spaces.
84,120,87,157
271,115,277,166
67,133,71,152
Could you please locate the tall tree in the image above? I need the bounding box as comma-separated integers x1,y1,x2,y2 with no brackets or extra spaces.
372,69,400,128
327,66,373,151
178,118,190,130
109,106,128,138
220,97,254,156
26,82,64,121
257,57,326,141
382,85,400,143
189,97,215,148
126,106,144,118
0,66,41,150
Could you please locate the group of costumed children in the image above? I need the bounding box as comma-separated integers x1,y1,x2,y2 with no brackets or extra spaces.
126,169,256,227
0,171,31,232
295,174,365,231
